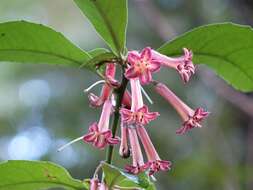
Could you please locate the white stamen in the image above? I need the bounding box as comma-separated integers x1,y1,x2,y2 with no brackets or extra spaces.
84,80,105,93
111,94,116,106
141,86,153,104
150,175,157,181
57,136,83,152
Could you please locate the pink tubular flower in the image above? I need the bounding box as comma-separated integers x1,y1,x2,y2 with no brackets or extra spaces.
120,78,159,126
152,48,195,83
125,127,147,174
130,78,144,111
120,105,159,126
83,99,120,149
137,126,171,176
88,63,116,107
122,90,131,109
154,82,209,134
90,177,99,190
119,121,130,158
125,47,161,85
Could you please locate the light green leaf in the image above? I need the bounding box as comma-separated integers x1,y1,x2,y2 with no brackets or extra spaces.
0,21,95,71
102,162,156,190
73,0,128,56
0,160,88,190
158,23,253,92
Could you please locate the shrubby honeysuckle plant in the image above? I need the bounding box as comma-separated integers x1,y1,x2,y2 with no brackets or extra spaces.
0,0,253,190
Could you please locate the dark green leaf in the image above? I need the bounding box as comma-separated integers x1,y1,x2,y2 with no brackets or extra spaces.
73,0,128,55
158,23,253,92
0,160,88,190
0,21,95,71
101,162,156,189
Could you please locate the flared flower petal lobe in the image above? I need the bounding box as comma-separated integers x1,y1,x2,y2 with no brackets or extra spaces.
119,108,135,124
126,47,161,85
176,107,210,135
106,75,120,88
140,47,152,61
140,71,152,85
83,123,99,142
120,105,159,126
127,50,140,64
152,48,195,83
137,126,172,175
125,164,148,175
87,63,116,108
88,93,104,107
125,66,140,79
137,105,160,126
101,130,120,145
146,160,172,176
83,125,120,149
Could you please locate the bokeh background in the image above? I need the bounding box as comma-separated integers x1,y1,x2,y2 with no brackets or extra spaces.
0,0,253,189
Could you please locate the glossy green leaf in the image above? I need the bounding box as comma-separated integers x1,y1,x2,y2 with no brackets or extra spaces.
0,160,88,190
73,0,128,55
101,162,156,189
158,23,253,92
0,21,95,71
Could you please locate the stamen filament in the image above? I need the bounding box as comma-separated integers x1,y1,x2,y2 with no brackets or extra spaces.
141,86,153,104
57,136,83,152
84,80,106,93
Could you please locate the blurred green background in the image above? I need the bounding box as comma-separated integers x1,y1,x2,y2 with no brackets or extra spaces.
0,0,253,189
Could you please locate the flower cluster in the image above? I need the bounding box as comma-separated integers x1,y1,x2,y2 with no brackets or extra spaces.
121,47,209,175
58,47,209,188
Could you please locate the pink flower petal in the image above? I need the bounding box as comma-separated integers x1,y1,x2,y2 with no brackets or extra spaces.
140,47,152,61
148,61,161,72
125,67,139,79
128,51,140,65
107,136,120,145
140,71,152,85
83,133,97,143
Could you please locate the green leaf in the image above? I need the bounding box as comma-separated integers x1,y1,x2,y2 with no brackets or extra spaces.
0,160,88,190
158,23,253,92
83,52,117,68
73,0,128,56
0,21,95,71
101,162,156,190
88,48,109,57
